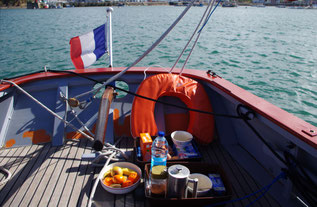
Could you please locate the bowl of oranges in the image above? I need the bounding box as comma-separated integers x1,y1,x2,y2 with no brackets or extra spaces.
100,162,141,194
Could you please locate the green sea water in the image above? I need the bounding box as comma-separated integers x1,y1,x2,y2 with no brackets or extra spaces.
0,6,316,126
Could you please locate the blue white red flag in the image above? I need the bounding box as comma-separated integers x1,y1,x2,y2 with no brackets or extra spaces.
70,24,107,69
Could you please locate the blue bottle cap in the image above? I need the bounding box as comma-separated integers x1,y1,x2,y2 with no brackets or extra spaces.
158,131,165,137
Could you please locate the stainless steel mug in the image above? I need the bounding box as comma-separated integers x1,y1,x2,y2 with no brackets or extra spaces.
167,164,198,198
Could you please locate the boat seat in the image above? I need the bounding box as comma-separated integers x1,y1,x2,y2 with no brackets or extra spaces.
131,73,215,144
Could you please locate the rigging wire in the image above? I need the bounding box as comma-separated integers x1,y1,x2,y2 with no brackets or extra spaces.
180,0,220,75
169,0,216,73
170,0,222,75
198,0,223,33
283,151,317,206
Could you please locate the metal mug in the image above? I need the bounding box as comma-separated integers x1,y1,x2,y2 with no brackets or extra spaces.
167,164,198,198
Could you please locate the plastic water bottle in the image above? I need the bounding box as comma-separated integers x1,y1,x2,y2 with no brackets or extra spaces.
150,131,168,170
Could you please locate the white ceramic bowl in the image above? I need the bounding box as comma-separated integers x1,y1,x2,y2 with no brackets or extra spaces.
99,162,141,194
188,173,212,196
171,131,193,146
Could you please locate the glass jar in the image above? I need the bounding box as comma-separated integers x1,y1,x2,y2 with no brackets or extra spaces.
150,165,167,197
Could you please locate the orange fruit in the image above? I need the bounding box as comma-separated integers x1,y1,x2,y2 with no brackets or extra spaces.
103,177,113,186
122,180,133,188
128,172,139,183
113,175,125,184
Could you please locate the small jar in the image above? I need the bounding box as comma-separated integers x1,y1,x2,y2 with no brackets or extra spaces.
150,165,167,197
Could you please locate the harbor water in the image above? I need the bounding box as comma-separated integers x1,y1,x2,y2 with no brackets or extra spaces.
0,6,316,126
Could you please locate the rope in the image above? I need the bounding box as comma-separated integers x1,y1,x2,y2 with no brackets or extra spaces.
143,65,170,80
88,152,116,207
0,166,12,186
88,138,128,207
91,140,129,167
72,0,196,101
237,104,317,207
0,80,94,141
283,152,317,206
207,171,286,207
236,104,287,166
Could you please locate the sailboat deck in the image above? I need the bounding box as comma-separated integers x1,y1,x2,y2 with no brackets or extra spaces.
0,138,281,207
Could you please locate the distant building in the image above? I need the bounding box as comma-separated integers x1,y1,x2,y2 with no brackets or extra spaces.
252,0,265,3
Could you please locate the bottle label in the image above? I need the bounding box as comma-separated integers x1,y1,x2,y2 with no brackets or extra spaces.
151,157,167,169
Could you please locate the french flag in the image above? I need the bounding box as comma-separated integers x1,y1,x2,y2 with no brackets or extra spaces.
70,24,107,69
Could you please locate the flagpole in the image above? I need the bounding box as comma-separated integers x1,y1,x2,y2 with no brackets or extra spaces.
107,7,113,68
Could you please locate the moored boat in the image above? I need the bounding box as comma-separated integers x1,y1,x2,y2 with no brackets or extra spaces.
0,2,316,207
222,1,237,7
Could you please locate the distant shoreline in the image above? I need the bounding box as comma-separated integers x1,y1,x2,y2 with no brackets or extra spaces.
0,1,312,9
1,2,169,9
0,6,26,9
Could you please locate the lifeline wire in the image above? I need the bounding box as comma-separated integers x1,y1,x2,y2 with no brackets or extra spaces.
73,0,196,101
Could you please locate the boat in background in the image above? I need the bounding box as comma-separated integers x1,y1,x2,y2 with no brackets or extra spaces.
252,3,266,7
117,2,125,7
27,0,63,9
222,0,237,7
193,1,204,7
